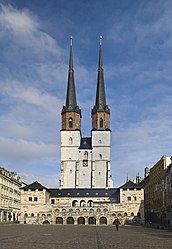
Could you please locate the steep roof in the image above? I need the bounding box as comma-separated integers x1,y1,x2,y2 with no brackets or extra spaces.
21,181,50,192
92,36,110,114
119,180,144,189
61,36,81,115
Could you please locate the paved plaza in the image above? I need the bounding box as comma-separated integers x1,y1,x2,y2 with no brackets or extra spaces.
0,224,171,249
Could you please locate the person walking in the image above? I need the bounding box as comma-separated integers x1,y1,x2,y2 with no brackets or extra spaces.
114,217,120,231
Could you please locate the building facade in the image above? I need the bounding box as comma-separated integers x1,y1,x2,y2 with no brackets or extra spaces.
144,155,171,225
166,162,172,224
60,36,112,189
0,167,22,222
20,37,145,225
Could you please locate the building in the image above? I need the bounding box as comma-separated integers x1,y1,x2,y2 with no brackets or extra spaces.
20,37,145,225
0,167,22,222
60,36,112,189
144,155,171,225
165,158,172,224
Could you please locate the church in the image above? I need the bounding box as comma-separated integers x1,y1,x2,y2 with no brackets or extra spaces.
20,37,145,225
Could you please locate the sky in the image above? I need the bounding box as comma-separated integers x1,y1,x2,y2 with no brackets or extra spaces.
0,0,172,188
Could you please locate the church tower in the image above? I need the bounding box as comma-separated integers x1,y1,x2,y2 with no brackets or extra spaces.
91,36,112,188
60,37,82,188
60,36,112,189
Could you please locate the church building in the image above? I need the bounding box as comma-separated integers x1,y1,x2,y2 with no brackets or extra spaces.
60,36,112,189
20,37,145,225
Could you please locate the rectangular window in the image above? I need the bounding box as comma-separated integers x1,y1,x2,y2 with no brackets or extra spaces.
134,196,137,201
127,196,131,201
34,197,38,201
29,197,32,201
51,199,55,204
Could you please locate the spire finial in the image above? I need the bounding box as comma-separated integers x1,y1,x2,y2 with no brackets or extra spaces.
100,35,102,46
70,35,73,46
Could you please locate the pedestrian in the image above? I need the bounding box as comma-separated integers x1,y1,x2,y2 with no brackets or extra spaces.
114,217,120,231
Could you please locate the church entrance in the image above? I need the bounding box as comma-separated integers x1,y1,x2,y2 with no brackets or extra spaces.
77,217,85,224
56,217,63,224
88,217,96,224
100,217,107,225
67,217,74,224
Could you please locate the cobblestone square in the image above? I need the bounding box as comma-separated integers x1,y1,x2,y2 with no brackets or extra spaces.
0,224,171,249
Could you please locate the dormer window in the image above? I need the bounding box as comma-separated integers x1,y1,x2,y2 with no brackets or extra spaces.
100,118,103,128
69,117,73,128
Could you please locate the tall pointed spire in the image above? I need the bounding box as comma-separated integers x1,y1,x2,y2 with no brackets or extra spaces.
62,36,81,115
92,36,110,114
66,36,76,109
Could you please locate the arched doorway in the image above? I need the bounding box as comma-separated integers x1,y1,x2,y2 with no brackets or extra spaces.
77,217,85,224
56,217,63,224
43,220,50,224
67,217,74,224
88,217,96,225
100,217,107,225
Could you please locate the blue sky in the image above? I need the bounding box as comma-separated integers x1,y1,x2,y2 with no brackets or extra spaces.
0,0,172,187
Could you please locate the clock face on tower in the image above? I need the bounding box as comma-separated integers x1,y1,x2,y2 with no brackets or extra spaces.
83,160,88,167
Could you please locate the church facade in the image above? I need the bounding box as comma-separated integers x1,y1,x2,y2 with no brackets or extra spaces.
20,38,145,225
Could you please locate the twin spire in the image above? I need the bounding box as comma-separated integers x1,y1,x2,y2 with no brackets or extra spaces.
61,36,81,115
62,36,110,116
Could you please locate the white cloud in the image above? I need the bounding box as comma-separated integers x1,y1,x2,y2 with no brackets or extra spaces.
0,4,60,54
0,136,57,162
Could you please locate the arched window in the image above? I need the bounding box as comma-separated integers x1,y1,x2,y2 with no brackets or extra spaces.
100,118,103,128
72,200,78,207
31,213,34,217
69,137,73,145
84,151,88,160
69,117,73,128
87,200,94,207
99,154,102,159
80,200,86,207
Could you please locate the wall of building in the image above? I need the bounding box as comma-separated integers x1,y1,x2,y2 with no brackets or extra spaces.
0,167,21,222
20,187,144,225
144,156,171,224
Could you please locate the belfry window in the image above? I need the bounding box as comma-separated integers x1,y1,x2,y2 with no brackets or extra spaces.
100,118,103,128
69,117,73,128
